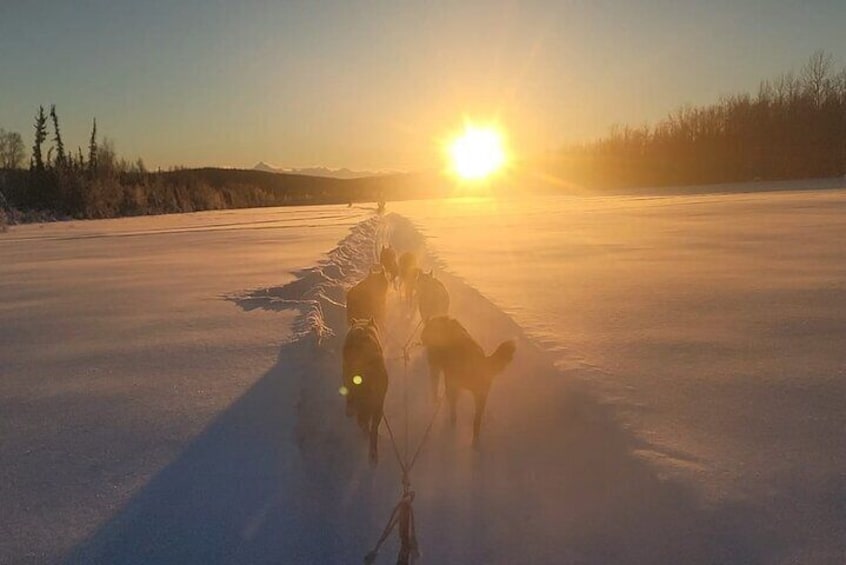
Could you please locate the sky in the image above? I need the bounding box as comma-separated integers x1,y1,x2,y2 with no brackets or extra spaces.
2,1,846,172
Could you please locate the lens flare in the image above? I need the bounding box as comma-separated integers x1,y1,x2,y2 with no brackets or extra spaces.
339,385,349,396
448,124,507,180
352,375,363,385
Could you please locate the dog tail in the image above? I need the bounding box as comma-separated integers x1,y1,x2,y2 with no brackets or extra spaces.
487,340,516,375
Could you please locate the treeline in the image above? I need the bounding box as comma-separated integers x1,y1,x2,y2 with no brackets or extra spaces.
554,51,846,189
0,106,440,224
0,105,168,220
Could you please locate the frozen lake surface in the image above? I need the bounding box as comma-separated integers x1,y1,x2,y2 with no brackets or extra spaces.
1,186,844,563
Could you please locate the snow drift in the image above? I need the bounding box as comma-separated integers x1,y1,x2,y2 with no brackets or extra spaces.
2,189,844,564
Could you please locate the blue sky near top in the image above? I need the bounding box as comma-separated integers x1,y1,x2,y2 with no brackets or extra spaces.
1,1,845,171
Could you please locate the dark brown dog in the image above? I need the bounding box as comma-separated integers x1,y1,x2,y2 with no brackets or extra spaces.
415,270,449,322
346,267,388,326
421,316,515,447
379,245,399,286
342,318,389,464
397,251,419,306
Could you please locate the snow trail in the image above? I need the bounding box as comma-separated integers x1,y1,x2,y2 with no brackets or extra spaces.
65,207,816,564
228,215,382,343
268,211,769,563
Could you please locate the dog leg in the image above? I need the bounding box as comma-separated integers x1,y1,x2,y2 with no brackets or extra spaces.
429,365,440,401
427,351,441,401
358,410,369,434
369,410,382,466
472,391,488,449
446,384,459,426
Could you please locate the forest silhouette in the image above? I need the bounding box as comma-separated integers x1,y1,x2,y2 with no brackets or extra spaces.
2,52,846,224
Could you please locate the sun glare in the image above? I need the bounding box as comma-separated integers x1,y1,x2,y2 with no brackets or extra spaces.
448,124,507,181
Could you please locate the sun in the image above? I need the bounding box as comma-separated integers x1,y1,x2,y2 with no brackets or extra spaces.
447,124,507,180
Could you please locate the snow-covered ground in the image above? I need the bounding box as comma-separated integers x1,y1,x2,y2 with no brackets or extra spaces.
1,186,845,564
0,205,370,563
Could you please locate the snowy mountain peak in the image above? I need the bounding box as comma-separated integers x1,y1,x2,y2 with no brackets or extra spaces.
252,162,386,179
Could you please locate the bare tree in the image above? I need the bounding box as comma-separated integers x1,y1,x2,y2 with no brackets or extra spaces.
557,50,846,187
0,128,27,169
801,50,834,106
97,137,117,174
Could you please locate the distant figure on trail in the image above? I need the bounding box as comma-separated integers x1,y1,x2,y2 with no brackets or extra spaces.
342,318,389,464
421,316,515,446
397,251,419,306
346,267,389,326
379,245,399,286
377,200,386,214
416,270,449,322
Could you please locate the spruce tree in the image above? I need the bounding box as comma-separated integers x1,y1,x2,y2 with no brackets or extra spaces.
32,106,47,171
50,105,66,168
88,118,98,173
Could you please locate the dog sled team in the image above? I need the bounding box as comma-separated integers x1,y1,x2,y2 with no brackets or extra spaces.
342,243,515,464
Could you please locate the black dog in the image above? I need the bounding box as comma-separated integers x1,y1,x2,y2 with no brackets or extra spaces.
379,245,399,286
342,318,389,464
346,267,388,326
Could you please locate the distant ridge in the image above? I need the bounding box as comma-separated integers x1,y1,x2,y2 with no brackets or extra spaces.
253,161,390,179
157,166,444,206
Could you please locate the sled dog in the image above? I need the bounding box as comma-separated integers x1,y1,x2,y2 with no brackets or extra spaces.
397,251,419,306
416,270,450,323
421,316,515,447
346,267,388,326
379,245,399,286
342,318,389,464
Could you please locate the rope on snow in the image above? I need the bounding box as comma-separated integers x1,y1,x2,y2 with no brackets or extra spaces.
363,319,443,564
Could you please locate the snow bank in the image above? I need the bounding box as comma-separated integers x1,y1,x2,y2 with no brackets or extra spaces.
227,215,384,344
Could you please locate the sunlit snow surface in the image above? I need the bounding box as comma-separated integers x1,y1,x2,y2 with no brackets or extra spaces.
393,190,846,485
0,205,371,562
2,188,845,564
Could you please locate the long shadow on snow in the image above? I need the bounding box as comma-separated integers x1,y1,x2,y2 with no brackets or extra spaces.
64,218,388,564
65,213,780,564
62,306,362,563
